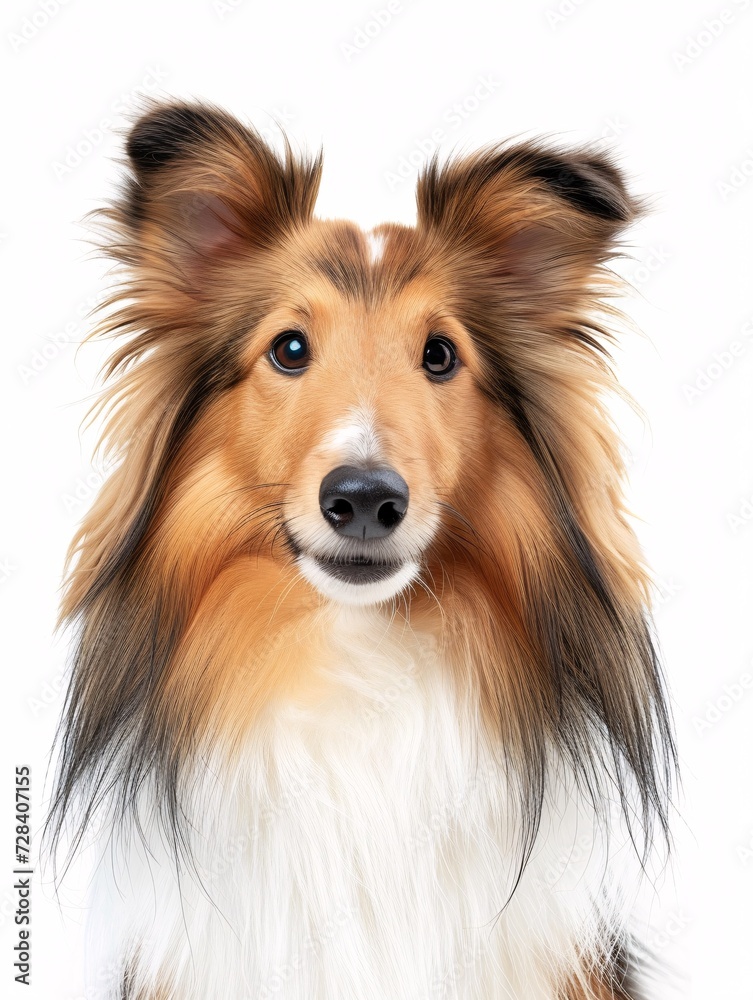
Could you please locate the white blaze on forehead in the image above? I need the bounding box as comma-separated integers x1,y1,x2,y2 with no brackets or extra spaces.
366,229,386,265
321,408,380,465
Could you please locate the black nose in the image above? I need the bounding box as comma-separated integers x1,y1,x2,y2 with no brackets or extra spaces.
319,465,409,540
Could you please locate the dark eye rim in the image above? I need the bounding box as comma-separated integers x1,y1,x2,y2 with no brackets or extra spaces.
269,330,310,375
422,335,460,382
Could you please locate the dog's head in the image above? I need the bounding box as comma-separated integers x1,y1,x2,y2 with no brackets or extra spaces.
53,102,674,859
70,102,643,609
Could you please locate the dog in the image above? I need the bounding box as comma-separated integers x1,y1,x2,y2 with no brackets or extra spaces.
49,101,675,999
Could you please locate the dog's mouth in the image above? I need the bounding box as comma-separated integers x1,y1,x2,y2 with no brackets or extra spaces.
283,524,419,604
313,554,403,585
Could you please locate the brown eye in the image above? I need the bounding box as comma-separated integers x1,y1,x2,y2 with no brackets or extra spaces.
423,337,458,380
270,332,309,374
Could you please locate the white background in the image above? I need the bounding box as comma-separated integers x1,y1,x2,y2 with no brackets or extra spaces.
1,0,752,997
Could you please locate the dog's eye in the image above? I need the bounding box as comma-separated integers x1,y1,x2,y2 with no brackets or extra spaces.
423,337,458,380
270,332,309,374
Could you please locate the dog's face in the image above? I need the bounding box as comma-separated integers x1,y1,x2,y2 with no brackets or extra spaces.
91,102,644,615
203,224,494,606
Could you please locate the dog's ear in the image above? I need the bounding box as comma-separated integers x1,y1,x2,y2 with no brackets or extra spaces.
416,142,642,326
116,101,322,296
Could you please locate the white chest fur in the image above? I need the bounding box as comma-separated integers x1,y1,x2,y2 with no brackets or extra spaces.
87,609,625,999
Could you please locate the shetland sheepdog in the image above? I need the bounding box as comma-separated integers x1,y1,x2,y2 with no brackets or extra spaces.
49,100,676,999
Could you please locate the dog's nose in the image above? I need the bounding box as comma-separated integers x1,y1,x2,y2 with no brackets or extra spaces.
319,465,409,540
